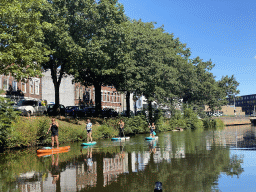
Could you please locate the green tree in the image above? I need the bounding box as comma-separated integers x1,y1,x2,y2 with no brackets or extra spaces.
120,20,190,121
180,57,239,112
0,0,50,80
39,0,86,111
72,0,127,116
218,74,240,106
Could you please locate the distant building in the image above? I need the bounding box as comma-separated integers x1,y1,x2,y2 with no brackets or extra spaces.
227,94,256,115
204,105,245,116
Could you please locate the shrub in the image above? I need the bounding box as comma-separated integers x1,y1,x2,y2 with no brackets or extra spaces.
203,118,224,130
169,110,186,130
183,108,204,130
93,124,117,139
125,115,148,134
156,116,170,132
0,97,20,148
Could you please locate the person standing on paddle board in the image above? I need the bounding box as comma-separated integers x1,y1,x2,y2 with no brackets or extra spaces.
86,119,93,142
47,118,59,148
118,119,125,137
149,122,155,138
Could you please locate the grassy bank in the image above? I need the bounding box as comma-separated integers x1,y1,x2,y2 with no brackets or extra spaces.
4,109,224,149
5,115,148,149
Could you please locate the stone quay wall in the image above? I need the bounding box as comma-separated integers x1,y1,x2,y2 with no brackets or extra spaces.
214,116,252,126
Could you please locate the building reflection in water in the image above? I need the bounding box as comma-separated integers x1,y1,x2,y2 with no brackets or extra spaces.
16,171,41,192
77,146,97,191
205,125,256,149
43,153,77,192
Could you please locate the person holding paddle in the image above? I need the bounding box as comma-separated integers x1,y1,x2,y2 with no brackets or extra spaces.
149,122,155,138
47,118,59,148
118,119,125,137
86,119,93,142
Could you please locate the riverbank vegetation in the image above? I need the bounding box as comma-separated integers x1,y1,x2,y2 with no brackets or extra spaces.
1,106,224,149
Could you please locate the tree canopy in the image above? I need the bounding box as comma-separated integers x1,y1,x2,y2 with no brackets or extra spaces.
71,0,127,115
0,0,240,117
0,0,50,80
39,0,88,108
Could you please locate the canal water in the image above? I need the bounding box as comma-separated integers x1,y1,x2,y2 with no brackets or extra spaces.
1,125,256,192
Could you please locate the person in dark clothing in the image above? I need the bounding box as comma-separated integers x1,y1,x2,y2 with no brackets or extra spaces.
118,119,125,137
47,118,59,148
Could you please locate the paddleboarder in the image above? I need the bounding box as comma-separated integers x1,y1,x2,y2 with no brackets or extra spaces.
47,118,59,148
149,122,155,138
118,119,125,137
86,119,93,142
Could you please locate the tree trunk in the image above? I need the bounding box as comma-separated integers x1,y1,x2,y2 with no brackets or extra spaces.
54,82,60,107
94,83,102,117
126,91,130,117
50,64,63,116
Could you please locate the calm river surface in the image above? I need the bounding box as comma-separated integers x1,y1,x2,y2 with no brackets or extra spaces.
1,124,256,192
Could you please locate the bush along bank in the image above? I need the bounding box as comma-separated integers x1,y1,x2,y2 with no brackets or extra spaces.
3,109,224,149
4,115,148,149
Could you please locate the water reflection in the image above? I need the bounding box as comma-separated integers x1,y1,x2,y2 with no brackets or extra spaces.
77,147,97,190
1,125,255,191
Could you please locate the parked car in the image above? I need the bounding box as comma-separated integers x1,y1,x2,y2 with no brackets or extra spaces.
75,106,96,117
120,110,134,117
65,106,80,117
102,108,118,117
47,104,66,116
13,99,47,116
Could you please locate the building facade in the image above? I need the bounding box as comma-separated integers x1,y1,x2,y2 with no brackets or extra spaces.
1,71,128,113
0,74,42,102
227,94,256,115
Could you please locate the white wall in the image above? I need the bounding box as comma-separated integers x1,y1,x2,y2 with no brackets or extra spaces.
42,70,75,106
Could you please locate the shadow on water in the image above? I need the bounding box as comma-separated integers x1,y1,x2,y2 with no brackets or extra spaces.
1,125,254,192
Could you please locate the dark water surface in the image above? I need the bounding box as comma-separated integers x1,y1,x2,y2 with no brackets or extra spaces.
1,125,256,192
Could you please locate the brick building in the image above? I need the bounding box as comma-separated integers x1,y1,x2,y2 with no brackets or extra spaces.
1,71,128,113
0,74,42,102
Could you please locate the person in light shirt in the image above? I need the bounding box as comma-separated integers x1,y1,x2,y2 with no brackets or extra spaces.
86,119,93,142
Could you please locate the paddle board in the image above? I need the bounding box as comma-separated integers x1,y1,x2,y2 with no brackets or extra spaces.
37,150,70,157
145,136,158,140
37,146,70,154
111,137,130,141
81,141,97,146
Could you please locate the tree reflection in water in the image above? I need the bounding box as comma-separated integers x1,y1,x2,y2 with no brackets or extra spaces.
0,126,249,192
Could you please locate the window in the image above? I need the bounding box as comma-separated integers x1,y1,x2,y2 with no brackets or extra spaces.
30,80,34,94
3,78,8,90
101,91,103,101
34,80,39,95
114,93,116,102
80,87,83,99
107,92,110,101
21,82,26,93
12,80,17,91
76,87,79,99
0,76,2,89
104,92,106,101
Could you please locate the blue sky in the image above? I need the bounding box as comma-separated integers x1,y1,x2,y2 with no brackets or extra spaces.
118,0,256,96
